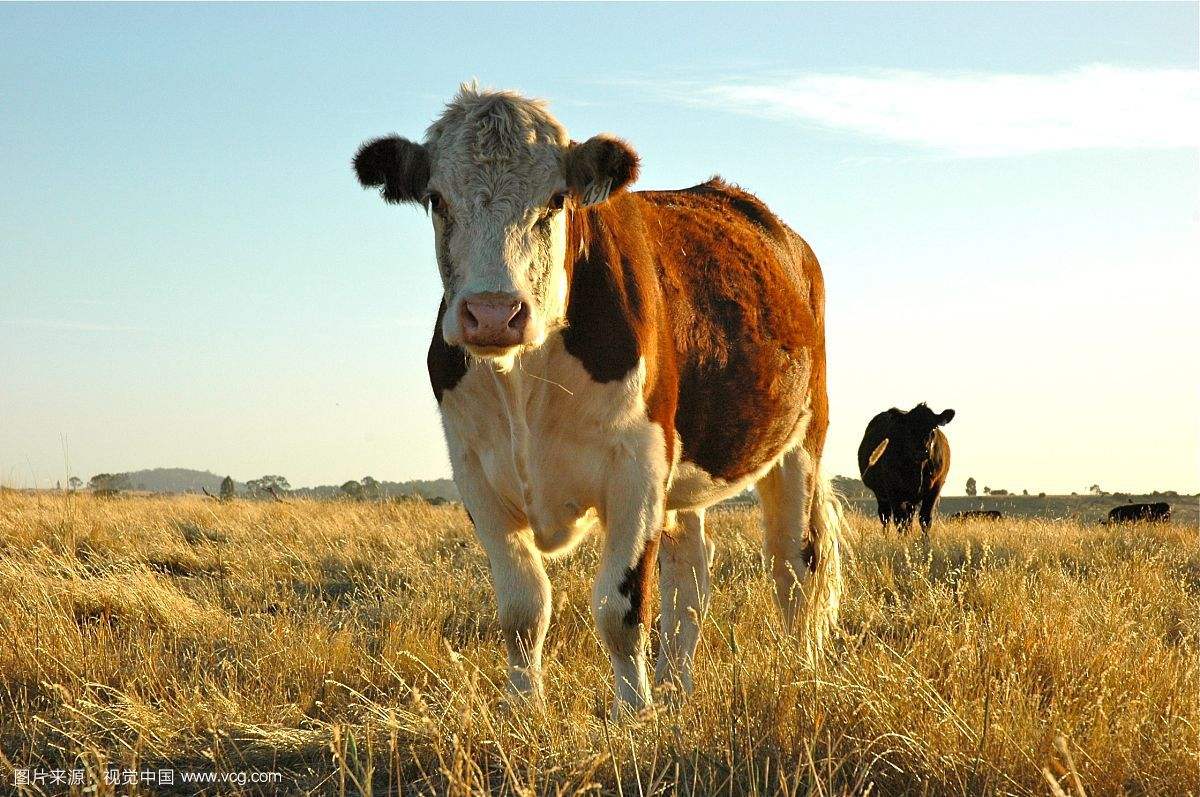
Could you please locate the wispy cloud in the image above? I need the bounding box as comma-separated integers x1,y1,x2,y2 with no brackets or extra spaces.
655,65,1200,157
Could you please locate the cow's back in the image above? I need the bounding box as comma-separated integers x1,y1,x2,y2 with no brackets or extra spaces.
636,179,826,485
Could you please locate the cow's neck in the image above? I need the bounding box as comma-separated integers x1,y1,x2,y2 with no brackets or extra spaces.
490,357,537,518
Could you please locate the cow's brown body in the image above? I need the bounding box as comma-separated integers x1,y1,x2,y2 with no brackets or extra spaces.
429,179,827,498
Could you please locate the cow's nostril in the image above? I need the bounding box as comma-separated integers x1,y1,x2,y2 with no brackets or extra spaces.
460,304,480,331
509,303,529,329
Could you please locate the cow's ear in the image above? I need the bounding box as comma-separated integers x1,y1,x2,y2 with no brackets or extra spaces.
354,136,430,205
564,135,640,207
936,409,956,426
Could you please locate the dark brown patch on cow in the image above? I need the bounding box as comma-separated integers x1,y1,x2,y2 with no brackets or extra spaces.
354,136,430,205
562,203,644,383
618,535,660,627
427,301,468,403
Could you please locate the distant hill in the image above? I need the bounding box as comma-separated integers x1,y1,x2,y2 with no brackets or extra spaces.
98,469,460,501
118,468,240,494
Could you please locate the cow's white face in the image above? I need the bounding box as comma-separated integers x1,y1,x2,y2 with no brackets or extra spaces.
354,85,639,364
425,129,570,358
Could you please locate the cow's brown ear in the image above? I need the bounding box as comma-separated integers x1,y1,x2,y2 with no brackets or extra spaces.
354,136,430,205
564,135,640,207
936,409,956,425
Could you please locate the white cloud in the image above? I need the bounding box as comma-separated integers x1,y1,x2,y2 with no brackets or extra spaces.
671,65,1200,157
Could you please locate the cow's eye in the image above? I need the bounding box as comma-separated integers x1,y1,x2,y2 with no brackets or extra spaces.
426,192,446,215
548,191,567,212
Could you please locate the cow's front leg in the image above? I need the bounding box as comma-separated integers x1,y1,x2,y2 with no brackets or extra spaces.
593,443,665,715
454,453,552,697
480,525,552,696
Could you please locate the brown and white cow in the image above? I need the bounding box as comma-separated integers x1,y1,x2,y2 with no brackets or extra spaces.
354,85,842,714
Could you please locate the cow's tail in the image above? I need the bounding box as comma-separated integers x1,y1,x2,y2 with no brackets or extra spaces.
805,469,845,661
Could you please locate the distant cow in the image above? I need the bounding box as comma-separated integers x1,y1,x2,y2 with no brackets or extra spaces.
1107,502,1170,524
950,510,1003,521
858,404,955,533
353,85,842,715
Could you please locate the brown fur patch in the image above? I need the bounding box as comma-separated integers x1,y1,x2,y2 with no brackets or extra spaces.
618,535,660,627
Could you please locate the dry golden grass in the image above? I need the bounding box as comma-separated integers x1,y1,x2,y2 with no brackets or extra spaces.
0,491,1196,795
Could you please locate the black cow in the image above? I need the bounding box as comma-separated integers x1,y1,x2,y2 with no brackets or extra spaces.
858,403,955,533
1107,502,1171,524
950,510,1003,520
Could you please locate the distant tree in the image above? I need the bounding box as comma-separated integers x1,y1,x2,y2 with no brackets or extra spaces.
340,480,364,500
219,476,236,502
1089,484,1104,496
1022,489,1029,496
89,473,131,492
68,476,83,492
991,489,1009,496
245,475,291,498
361,476,381,500
965,477,977,497
983,486,991,495
1038,492,1046,498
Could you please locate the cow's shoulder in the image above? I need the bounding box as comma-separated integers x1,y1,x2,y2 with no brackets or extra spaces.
427,301,469,402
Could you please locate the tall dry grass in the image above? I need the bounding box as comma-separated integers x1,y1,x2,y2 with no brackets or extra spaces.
0,491,1196,795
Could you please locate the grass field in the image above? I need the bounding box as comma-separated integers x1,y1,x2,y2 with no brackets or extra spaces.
0,491,1196,795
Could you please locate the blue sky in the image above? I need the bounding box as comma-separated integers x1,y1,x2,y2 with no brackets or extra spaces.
1,2,1197,493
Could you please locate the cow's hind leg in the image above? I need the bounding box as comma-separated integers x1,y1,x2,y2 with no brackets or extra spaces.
757,445,843,657
655,508,713,696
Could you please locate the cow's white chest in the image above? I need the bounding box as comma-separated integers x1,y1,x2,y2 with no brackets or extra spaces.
438,334,662,553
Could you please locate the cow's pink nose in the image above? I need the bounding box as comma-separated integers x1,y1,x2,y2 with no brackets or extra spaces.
460,293,530,348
